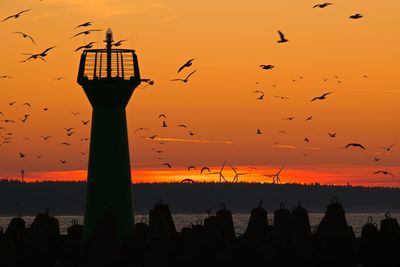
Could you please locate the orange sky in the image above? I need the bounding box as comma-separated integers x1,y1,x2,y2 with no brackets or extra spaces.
0,0,399,186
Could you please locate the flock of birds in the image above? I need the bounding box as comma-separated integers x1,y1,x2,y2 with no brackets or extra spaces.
0,3,397,183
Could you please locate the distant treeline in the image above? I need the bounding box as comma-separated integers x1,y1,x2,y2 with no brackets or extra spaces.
0,180,400,215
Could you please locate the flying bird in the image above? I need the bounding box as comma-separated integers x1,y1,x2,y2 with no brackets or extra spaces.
283,117,295,121
9,102,16,106
177,58,195,73
40,135,51,140
189,131,195,136
256,128,263,135
380,143,395,152
54,77,65,81
60,142,71,146
70,111,80,116
311,92,333,102
113,40,127,47
0,75,12,79
75,21,93,28
277,30,288,43
66,132,75,136
159,114,166,118
374,157,380,162
82,120,90,125
19,152,25,158
70,29,102,39
178,124,187,128
171,70,197,83
188,166,196,171
328,132,336,138
135,127,149,132
345,143,366,149
22,46,56,62
349,13,363,19
373,170,394,177
304,138,310,143
313,3,333,8
59,160,67,164
162,121,168,128
162,163,172,168
13,32,35,44
75,42,96,52
64,128,74,132
306,116,313,121
149,135,158,139
23,102,31,107
201,167,211,174
2,9,31,22
1,119,15,123
259,65,274,70
256,94,264,100
81,138,89,141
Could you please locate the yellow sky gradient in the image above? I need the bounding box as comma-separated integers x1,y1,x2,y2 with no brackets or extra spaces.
0,0,399,186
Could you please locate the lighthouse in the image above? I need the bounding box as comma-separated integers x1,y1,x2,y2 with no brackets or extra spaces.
77,29,141,240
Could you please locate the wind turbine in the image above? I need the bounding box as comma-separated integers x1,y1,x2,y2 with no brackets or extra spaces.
263,163,285,184
208,160,227,182
230,163,250,183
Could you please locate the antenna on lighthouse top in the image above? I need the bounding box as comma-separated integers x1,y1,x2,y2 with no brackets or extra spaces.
105,28,113,78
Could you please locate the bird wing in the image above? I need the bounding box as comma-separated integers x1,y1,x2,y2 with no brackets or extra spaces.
310,97,318,102
2,15,16,22
278,30,285,40
322,92,333,98
26,35,35,44
170,79,184,82
186,69,197,80
201,167,210,174
41,46,56,55
313,4,320,8
70,32,84,38
17,9,31,15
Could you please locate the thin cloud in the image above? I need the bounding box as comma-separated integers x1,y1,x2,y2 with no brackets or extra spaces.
145,136,233,145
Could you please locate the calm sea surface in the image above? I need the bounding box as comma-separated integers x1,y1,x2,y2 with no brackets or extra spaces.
1,213,399,237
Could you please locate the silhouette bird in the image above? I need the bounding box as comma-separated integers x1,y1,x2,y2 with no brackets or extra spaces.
20,115,29,123
349,13,363,19
75,21,93,28
259,65,274,70
75,42,96,52
43,107,49,111
306,116,313,121
380,143,395,152
257,94,264,100
189,131,195,136
256,128,262,135
311,92,333,102
59,160,67,164
22,46,56,62
2,9,31,22
23,102,31,107
70,111,80,116
66,132,75,136
177,58,195,73
162,163,172,168
161,121,168,128
19,152,26,158
9,102,16,106
70,29,102,39
159,114,166,118
275,96,290,100
373,170,394,177
253,90,264,94
54,77,65,81
374,157,380,162
283,117,295,121
277,30,288,43
171,70,197,83
178,124,187,128
13,32,35,44
313,3,333,8
1,119,15,123
60,142,71,146
188,166,196,171
135,127,149,132
304,138,310,143
113,40,127,47
82,120,90,125
64,128,74,132
81,138,89,141
345,143,366,149
149,135,158,139
40,135,51,140
201,167,211,174
0,75,12,79
328,132,336,138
